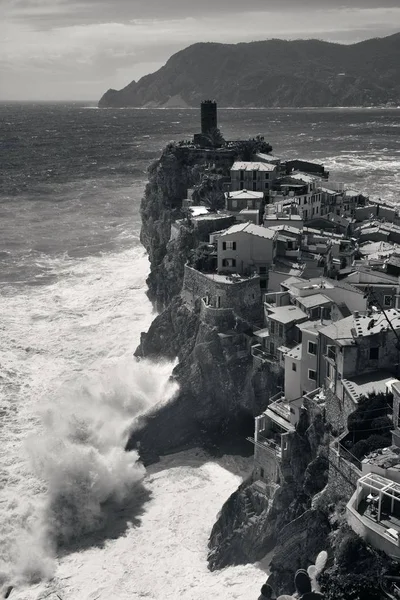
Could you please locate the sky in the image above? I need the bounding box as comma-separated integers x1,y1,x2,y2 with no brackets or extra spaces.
1,0,400,101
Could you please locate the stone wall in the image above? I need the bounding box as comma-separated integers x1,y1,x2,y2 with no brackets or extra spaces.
192,214,235,240
327,442,360,502
254,443,282,484
182,265,262,324
200,298,235,330
325,387,356,434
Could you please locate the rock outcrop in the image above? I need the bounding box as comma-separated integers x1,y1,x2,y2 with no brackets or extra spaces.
127,141,282,459
99,34,400,108
207,406,330,591
130,294,283,459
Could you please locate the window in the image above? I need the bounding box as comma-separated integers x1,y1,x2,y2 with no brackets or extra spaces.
260,467,264,479
278,323,284,337
253,170,257,180
327,363,335,380
226,241,236,250
292,362,297,372
327,345,336,360
259,266,267,275
308,369,317,381
308,341,317,355
240,170,244,180
369,347,379,360
231,199,238,208
222,258,236,267
270,321,275,335
384,295,393,307
253,182,257,191
270,342,275,356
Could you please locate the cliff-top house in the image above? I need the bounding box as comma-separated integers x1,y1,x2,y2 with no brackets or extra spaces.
217,222,277,288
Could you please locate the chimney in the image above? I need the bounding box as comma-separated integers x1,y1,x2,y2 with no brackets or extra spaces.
353,310,359,319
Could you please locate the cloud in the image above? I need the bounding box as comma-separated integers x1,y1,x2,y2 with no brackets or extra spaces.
1,2,400,100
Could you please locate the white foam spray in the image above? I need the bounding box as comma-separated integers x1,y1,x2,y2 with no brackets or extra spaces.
9,359,178,586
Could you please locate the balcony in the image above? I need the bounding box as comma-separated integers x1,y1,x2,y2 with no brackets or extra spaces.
248,432,282,458
268,391,291,423
251,344,276,364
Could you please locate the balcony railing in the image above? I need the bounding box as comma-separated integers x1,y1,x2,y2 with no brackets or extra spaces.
251,344,276,363
248,433,282,457
268,399,291,422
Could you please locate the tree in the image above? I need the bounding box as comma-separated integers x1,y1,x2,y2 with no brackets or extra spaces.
233,136,273,160
204,127,226,148
191,174,225,211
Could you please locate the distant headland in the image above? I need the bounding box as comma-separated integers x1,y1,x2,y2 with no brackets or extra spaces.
98,33,400,109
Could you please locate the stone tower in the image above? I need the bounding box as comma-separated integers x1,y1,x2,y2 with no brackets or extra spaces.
201,100,217,135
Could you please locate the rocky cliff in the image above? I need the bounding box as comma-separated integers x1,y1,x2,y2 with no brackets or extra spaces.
99,33,400,108
130,293,283,459
207,405,331,590
128,141,282,459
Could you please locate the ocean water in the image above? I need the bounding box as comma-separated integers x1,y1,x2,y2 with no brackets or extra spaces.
1,104,400,599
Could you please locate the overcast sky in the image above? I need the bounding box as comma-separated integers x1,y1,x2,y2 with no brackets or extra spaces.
1,0,400,101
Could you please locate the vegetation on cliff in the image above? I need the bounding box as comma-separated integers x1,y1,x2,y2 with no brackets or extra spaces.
99,33,400,108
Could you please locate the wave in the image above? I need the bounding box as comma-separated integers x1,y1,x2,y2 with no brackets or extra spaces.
5,358,178,587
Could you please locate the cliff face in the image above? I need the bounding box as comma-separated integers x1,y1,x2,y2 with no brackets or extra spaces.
130,294,283,458
207,407,330,590
99,34,400,108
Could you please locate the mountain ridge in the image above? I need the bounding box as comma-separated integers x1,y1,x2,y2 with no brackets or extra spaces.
99,33,400,108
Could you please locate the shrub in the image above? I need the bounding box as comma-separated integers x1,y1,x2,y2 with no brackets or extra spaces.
336,532,369,569
351,434,391,460
370,415,392,434
319,570,382,600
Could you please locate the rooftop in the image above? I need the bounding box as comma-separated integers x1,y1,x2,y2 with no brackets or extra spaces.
188,205,209,217
192,212,232,221
204,272,258,284
342,371,396,404
231,161,276,172
359,241,396,258
320,310,400,343
297,319,333,333
297,293,332,309
362,445,400,472
254,328,270,339
264,214,303,221
290,172,319,184
268,225,302,235
220,222,276,240
225,189,264,199
285,343,302,360
268,305,308,324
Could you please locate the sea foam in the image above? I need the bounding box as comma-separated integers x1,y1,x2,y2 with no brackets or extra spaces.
11,359,178,585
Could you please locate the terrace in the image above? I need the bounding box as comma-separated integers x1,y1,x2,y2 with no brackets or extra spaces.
347,472,400,559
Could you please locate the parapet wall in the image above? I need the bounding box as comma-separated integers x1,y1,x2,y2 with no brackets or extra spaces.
192,214,235,240
182,265,262,324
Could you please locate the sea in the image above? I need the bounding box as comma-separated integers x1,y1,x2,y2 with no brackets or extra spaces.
1,104,400,600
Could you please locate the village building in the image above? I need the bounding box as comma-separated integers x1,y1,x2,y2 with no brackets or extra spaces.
217,222,277,288
224,189,264,221
319,310,400,432
230,161,278,194
343,267,400,310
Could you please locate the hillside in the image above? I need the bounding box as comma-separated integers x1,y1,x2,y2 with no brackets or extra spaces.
99,33,400,108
